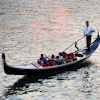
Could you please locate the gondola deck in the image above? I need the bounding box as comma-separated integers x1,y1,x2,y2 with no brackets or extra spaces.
2,34,100,75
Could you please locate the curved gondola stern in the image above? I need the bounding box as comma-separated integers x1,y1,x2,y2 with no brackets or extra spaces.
1,53,11,74
1,53,37,75
2,53,6,61
2,53,6,67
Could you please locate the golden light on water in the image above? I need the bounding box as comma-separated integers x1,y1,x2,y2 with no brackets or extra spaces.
32,7,70,32
31,7,71,53
49,8,69,26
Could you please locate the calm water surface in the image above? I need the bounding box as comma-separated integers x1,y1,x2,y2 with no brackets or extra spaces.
0,0,100,100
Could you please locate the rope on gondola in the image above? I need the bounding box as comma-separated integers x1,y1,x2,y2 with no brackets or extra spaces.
64,36,85,51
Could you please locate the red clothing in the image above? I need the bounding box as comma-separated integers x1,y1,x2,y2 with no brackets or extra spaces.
65,59,72,62
69,53,75,59
48,61,55,66
61,51,67,57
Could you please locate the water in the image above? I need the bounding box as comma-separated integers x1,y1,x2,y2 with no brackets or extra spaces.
0,0,100,100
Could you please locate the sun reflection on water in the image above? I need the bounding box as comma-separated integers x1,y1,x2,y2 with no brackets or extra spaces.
31,7,71,50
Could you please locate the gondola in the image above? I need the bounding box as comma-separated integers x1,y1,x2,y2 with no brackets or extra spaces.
2,34,100,75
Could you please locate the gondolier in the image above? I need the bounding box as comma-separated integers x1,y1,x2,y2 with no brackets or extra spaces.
84,21,96,51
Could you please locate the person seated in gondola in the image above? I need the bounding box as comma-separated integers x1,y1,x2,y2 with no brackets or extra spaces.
58,51,70,63
51,54,55,60
37,54,47,66
58,52,64,63
64,52,76,63
55,56,62,65
60,51,67,58
68,53,77,61
47,54,56,66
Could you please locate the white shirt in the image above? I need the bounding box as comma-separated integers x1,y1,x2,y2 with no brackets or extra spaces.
59,56,63,60
84,26,95,36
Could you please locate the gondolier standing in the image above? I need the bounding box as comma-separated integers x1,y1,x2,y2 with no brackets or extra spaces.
84,21,95,51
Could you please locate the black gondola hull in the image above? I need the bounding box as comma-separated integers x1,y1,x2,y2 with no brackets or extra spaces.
2,35,100,75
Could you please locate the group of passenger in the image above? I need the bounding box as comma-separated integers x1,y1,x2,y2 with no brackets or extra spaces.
37,51,77,67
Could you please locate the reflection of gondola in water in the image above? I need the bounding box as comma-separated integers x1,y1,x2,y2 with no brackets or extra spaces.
2,33,100,75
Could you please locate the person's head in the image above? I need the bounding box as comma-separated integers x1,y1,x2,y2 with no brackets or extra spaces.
56,56,59,59
59,52,62,56
86,21,89,27
40,54,44,57
51,54,55,59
